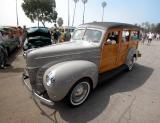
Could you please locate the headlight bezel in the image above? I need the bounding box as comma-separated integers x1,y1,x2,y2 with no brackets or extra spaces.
46,71,56,87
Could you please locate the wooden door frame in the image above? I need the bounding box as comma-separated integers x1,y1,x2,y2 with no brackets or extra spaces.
99,27,122,73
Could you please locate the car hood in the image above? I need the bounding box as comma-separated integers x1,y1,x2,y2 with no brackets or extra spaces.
26,40,100,68
23,36,52,51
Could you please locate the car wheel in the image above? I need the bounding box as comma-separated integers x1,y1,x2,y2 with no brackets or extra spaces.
0,51,6,69
127,56,135,71
66,79,91,107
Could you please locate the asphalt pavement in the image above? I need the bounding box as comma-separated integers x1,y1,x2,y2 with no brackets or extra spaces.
0,40,160,123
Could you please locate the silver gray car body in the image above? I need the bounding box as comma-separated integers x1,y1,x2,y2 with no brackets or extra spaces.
24,22,140,104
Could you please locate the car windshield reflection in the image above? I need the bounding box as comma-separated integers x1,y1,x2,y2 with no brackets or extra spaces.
72,29,102,43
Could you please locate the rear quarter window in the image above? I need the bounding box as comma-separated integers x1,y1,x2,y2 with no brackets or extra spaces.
122,30,130,42
131,31,140,41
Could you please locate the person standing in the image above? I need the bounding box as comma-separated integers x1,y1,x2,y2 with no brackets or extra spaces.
16,26,23,47
0,31,5,41
64,29,71,41
53,29,61,44
59,29,65,43
23,25,27,42
156,33,160,40
147,32,153,45
0,31,8,69
141,33,146,44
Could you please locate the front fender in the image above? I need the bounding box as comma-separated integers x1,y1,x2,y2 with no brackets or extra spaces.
43,60,98,101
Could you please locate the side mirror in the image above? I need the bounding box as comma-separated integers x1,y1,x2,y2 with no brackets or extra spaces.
104,41,110,45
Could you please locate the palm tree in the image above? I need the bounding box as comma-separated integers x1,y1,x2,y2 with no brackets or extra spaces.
82,0,88,24
68,0,70,27
57,17,64,27
101,1,107,22
16,0,19,26
72,0,79,26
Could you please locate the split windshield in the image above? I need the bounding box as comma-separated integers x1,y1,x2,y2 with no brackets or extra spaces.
72,29,102,42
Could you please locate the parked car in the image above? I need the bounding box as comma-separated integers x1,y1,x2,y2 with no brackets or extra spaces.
0,44,7,68
0,29,19,55
23,27,52,51
23,22,141,107
0,27,21,68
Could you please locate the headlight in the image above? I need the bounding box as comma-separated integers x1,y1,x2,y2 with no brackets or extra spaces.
24,45,28,50
46,71,56,86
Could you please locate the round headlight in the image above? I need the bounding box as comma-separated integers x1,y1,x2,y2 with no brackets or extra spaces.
46,71,56,86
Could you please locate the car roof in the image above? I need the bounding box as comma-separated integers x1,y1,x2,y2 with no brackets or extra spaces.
27,27,51,38
0,26,17,32
78,22,140,30
0,29,7,33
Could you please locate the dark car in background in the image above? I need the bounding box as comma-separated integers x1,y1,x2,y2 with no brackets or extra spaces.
0,42,7,68
23,27,52,51
0,27,20,54
0,28,20,68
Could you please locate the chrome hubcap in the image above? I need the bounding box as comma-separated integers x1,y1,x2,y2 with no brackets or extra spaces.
0,53,5,68
71,81,90,105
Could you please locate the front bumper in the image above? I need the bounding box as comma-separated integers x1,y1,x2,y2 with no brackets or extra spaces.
22,70,54,106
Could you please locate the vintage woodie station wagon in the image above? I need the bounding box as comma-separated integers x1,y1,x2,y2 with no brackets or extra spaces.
23,22,141,107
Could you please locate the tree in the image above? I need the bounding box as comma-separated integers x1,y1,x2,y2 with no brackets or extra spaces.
72,0,79,26
22,0,57,27
144,22,150,32
140,22,150,32
57,17,63,27
82,0,88,24
155,23,160,33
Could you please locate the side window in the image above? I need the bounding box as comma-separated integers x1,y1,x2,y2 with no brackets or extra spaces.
122,30,130,42
72,29,85,40
106,31,119,44
131,31,140,41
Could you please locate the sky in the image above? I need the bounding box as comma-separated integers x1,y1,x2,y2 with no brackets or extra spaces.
0,0,160,27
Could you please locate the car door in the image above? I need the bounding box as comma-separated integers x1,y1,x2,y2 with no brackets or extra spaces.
99,30,120,73
116,30,130,66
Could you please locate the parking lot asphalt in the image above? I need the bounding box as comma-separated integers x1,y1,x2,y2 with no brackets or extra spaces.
0,40,160,123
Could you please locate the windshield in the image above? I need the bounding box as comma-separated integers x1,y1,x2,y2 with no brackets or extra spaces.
72,29,102,42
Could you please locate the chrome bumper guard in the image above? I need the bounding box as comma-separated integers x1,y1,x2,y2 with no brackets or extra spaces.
138,52,141,57
23,51,26,58
22,70,54,106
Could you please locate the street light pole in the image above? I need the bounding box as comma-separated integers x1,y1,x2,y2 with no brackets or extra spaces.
16,0,19,26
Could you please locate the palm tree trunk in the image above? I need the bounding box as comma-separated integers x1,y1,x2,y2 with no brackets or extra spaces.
82,3,85,24
38,17,39,28
16,0,19,26
102,7,104,22
72,2,77,27
68,0,70,27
